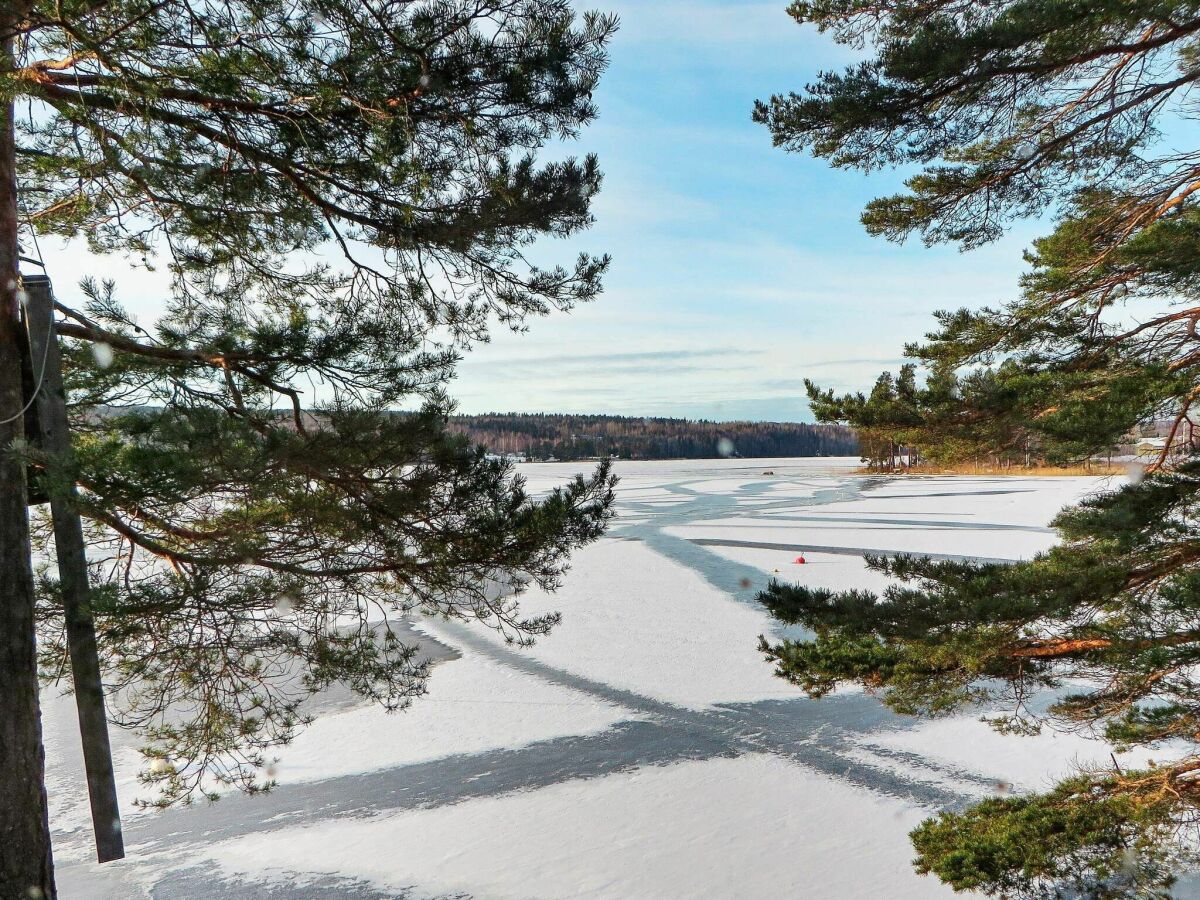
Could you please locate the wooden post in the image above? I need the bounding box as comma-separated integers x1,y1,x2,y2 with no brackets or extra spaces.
23,274,125,863
0,21,57,888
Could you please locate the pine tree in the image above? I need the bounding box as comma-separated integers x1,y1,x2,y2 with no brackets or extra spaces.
805,365,927,469
803,362,1084,470
759,1,1200,895
1,2,617,895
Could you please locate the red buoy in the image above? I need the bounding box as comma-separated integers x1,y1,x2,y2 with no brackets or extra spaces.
794,554,806,565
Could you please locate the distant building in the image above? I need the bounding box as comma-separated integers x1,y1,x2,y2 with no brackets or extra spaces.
1136,436,1171,457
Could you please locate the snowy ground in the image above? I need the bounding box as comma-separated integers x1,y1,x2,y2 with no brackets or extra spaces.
50,459,1196,898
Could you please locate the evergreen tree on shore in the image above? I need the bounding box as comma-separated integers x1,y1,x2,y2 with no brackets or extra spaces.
0,2,616,895
759,1,1200,894
802,362,1096,470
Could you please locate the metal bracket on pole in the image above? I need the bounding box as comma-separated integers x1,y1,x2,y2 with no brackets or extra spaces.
22,273,125,863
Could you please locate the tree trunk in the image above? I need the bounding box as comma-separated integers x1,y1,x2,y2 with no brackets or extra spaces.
25,276,124,863
0,15,58,898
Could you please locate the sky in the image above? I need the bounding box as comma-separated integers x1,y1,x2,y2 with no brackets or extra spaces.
35,1,1048,423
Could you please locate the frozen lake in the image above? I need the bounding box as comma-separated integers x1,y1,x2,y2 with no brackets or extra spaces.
53,459,1164,898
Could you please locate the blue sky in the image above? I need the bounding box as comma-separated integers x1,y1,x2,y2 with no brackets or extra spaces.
38,1,1046,423
448,1,1045,422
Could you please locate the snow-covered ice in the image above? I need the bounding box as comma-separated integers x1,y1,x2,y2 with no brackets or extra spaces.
464,538,794,709
51,459,1164,899
202,754,956,900
271,638,638,785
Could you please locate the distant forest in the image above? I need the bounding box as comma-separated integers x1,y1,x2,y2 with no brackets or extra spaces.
448,413,858,460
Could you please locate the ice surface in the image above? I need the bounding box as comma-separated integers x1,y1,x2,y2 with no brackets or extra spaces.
51,461,1161,899
664,475,1108,563
273,639,638,785
202,754,958,900
859,715,1169,795
464,539,796,709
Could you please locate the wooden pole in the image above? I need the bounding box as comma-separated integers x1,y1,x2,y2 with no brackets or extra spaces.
23,274,125,863
0,7,58,890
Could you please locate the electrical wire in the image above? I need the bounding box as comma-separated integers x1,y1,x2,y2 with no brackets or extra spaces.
0,211,54,427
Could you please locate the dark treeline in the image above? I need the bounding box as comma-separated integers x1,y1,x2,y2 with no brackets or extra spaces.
448,413,857,460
